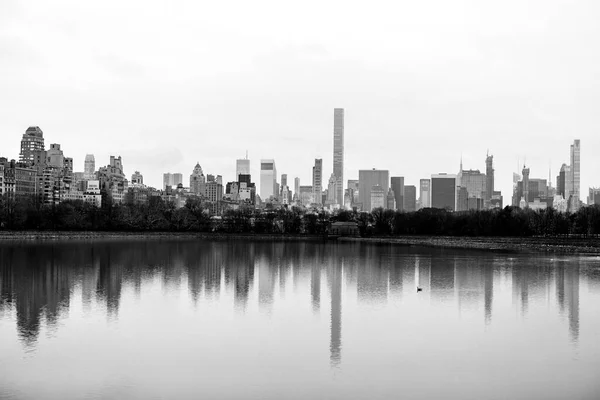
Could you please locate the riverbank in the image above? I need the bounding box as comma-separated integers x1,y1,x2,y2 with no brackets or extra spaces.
0,231,599,254
339,236,600,254
0,231,325,242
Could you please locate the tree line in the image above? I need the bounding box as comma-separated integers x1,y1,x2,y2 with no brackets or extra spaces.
1,193,600,237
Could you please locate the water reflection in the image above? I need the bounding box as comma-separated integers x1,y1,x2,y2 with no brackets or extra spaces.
0,240,591,360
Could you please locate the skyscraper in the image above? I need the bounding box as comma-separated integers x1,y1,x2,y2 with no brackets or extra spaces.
333,108,344,206
313,159,323,205
190,162,206,196
419,179,431,208
236,158,250,178
404,185,417,212
294,177,300,201
390,177,404,212
358,169,389,212
84,154,95,180
19,126,45,165
260,159,277,200
485,154,494,201
570,139,581,211
431,174,457,211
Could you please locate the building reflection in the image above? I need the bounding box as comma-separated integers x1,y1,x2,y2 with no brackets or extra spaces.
556,261,580,343
328,246,342,368
0,240,588,355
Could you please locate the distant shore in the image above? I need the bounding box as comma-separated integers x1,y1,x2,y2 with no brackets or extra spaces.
0,231,599,254
339,236,600,254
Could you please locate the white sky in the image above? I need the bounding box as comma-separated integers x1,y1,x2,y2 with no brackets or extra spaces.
1,0,599,200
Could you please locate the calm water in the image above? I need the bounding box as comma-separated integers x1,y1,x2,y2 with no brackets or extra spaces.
1,240,599,400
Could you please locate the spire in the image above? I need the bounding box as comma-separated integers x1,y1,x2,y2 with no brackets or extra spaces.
460,154,463,172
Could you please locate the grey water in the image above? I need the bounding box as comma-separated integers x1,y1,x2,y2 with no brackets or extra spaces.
0,240,599,400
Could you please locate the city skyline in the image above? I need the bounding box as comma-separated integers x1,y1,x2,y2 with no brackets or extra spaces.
1,1,598,202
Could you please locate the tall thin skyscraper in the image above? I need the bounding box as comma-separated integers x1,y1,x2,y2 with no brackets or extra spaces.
333,108,344,206
570,139,581,211
313,159,323,205
19,126,45,164
485,153,494,205
84,154,95,180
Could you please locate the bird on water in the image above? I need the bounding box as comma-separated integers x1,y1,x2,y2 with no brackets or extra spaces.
416,287,422,292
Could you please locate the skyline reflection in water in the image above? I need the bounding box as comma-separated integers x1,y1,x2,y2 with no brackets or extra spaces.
0,240,599,400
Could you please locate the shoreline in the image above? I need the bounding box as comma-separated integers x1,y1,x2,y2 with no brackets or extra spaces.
0,231,599,254
339,236,600,254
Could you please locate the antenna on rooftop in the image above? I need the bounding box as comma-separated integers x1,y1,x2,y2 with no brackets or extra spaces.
245,150,248,160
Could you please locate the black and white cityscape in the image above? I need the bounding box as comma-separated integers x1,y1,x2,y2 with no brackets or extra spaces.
1,1,600,399
0,117,591,215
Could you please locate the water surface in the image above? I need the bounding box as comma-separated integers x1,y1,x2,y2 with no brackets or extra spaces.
1,240,599,399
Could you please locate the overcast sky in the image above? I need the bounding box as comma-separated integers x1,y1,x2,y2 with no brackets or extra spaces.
1,0,599,200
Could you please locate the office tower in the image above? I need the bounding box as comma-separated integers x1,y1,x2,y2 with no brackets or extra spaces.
522,166,530,204
313,159,323,205
486,153,494,205
333,108,344,206
326,174,337,205
419,179,431,208
19,126,45,165
163,173,173,190
84,154,95,180
370,185,385,210
173,173,183,187
131,171,143,186
458,169,487,200
347,179,359,204
557,164,567,198
294,177,300,200
431,174,457,211
386,188,396,210
236,158,250,178
390,177,404,212
358,169,389,212
588,188,600,205
260,159,277,200
299,185,314,206
404,185,417,212
570,139,581,211
189,163,206,196
281,174,287,189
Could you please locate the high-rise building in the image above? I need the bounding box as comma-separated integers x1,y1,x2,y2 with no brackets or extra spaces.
347,179,359,205
260,159,277,200
19,126,45,165
358,169,389,212
386,188,396,210
84,154,95,180
485,153,494,204
390,177,404,212
236,158,250,178
370,185,385,210
557,164,567,198
281,174,287,189
588,188,600,206
522,166,530,204
294,177,300,201
326,173,337,205
458,169,486,201
131,171,144,186
419,179,431,209
431,174,457,211
313,159,323,205
404,185,417,212
190,162,206,196
333,108,344,206
570,139,581,211
173,173,183,187
299,185,314,206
